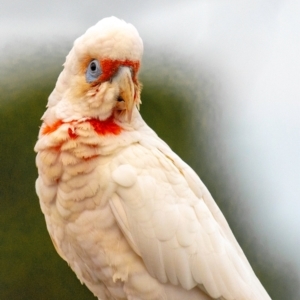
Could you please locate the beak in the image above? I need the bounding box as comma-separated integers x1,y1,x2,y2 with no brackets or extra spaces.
115,67,136,122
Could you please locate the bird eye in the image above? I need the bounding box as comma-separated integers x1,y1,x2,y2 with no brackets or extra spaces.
86,59,102,83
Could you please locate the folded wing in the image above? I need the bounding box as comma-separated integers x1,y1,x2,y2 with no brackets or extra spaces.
109,142,271,300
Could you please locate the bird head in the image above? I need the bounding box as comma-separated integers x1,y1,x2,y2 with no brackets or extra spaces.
45,17,143,124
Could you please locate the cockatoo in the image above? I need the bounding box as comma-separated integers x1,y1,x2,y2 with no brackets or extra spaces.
35,17,271,300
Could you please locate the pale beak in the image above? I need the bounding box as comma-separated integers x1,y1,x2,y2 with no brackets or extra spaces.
115,67,135,122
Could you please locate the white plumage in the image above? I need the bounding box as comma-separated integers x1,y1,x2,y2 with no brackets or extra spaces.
35,17,272,300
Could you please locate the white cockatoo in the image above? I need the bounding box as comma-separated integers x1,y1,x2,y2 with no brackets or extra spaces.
35,17,272,300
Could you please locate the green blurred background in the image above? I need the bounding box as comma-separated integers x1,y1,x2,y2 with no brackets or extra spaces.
1,1,299,299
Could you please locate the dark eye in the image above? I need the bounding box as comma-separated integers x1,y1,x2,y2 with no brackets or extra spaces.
86,59,102,83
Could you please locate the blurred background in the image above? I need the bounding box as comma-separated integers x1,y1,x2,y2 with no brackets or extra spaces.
0,0,299,299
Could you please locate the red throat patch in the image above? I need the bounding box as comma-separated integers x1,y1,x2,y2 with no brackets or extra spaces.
86,117,122,135
42,117,122,137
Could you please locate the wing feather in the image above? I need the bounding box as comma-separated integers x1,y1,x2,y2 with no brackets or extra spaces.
109,139,271,300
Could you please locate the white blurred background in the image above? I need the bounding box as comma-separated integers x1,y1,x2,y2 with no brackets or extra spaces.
1,0,299,299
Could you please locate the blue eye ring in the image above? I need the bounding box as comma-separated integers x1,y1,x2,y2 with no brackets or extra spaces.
86,59,102,83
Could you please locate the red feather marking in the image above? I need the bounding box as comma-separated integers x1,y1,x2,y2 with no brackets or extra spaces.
83,154,100,161
41,117,122,137
51,145,61,152
42,120,64,135
87,117,122,135
100,59,140,83
68,127,78,139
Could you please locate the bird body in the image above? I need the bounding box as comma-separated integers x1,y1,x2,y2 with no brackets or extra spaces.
35,17,271,300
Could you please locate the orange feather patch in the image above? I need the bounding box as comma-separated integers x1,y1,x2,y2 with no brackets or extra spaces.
42,120,64,135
